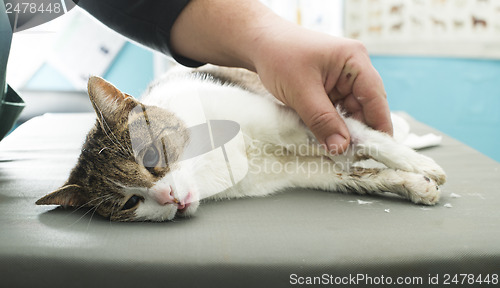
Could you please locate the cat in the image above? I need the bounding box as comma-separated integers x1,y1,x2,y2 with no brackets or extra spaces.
36,65,446,222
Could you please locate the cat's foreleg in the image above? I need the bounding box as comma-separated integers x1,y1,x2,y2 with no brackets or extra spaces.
345,118,446,185
278,116,446,187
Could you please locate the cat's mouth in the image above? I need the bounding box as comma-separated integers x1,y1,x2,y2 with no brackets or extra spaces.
176,203,190,214
175,191,193,215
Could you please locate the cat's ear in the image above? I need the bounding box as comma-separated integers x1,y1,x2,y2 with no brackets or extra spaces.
36,184,88,208
87,76,137,128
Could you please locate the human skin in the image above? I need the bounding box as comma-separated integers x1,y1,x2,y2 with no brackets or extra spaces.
170,0,393,153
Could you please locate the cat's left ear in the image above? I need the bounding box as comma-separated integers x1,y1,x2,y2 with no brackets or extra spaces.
36,184,88,208
87,76,138,128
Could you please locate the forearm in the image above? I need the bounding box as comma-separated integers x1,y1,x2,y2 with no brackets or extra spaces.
170,0,289,72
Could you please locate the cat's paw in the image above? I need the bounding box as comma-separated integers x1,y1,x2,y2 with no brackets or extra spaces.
354,140,446,186
422,166,446,187
383,151,446,186
410,154,447,186
403,173,441,205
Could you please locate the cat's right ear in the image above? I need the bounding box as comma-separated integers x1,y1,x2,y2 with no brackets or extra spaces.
36,184,88,208
87,76,138,128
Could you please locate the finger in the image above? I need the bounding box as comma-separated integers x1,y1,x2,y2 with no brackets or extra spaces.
328,88,345,104
291,84,350,154
328,90,362,121
342,93,363,114
353,69,393,136
335,62,357,97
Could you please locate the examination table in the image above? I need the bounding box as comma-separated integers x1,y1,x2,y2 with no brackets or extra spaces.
1,113,499,287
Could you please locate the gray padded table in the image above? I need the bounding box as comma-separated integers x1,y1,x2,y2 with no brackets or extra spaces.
1,113,499,287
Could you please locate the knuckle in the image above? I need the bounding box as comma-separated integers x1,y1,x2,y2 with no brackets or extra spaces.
308,111,337,132
351,39,368,54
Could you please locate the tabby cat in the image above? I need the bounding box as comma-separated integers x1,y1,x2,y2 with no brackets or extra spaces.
36,65,446,222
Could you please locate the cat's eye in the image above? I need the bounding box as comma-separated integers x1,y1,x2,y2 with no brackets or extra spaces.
122,195,142,210
142,146,160,170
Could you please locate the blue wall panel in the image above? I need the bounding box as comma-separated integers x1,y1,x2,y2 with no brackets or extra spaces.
371,56,500,162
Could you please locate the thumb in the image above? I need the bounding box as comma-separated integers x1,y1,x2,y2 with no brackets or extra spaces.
290,86,350,154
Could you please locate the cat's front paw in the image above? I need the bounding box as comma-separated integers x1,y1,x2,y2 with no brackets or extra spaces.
424,167,446,187
412,155,447,186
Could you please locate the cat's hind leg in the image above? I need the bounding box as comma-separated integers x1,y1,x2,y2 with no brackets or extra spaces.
340,167,441,205
287,157,440,205
226,149,440,205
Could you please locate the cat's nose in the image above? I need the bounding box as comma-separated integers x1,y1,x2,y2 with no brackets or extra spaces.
153,185,179,206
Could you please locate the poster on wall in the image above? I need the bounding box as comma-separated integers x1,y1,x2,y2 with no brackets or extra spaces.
261,0,344,36
344,0,500,59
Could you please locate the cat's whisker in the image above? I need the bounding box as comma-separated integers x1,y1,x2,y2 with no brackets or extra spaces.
86,195,116,226
102,147,130,159
69,199,108,230
98,147,110,154
87,203,103,229
67,194,113,216
75,197,111,228
66,194,115,228
108,204,118,225
93,101,134,157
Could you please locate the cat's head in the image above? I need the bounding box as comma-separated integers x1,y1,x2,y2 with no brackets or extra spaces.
36,77,200,221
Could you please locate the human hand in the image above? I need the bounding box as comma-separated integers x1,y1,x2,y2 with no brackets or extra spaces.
251,24,393,153
171,0,392,154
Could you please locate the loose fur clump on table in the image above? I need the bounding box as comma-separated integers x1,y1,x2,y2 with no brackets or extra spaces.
36,65,446,222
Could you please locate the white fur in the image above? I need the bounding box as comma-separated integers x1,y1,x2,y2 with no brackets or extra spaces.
132,67,446,221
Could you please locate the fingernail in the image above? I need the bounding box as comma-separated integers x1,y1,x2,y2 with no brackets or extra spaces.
326,134,348,153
